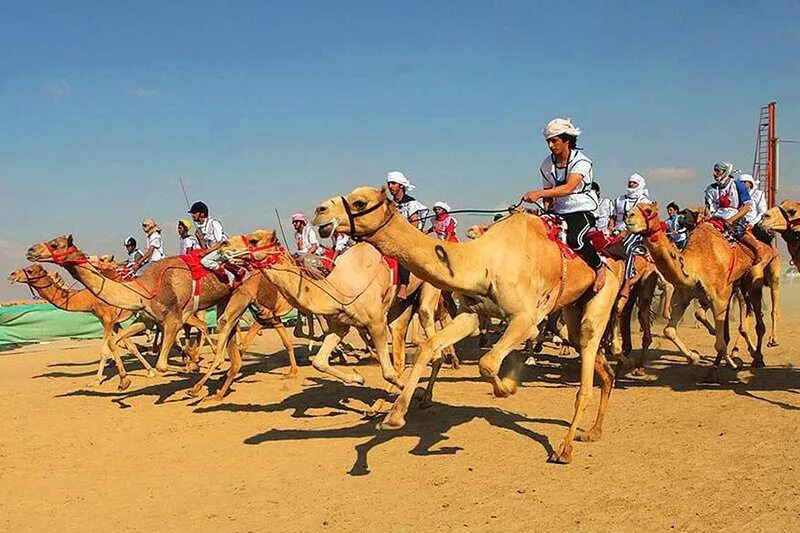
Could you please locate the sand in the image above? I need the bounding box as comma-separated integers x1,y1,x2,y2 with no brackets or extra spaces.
1,300,799,532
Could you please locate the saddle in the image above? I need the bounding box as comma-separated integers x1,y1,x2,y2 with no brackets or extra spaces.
706,218,739,246
542,214,628,261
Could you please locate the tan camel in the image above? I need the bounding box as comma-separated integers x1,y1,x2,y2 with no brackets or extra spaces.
218,237,436,398
313,187,626,464
190,272,297,400
26,236,229,375
625,203,777,375
8,264,155,389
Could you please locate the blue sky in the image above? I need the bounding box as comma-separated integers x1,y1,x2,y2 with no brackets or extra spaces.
1,1,799,299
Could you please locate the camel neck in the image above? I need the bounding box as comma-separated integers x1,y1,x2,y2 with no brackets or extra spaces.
786,238,800,266
364,214,488,294
27,275,93,312
65,262,145,311
643,229,695,288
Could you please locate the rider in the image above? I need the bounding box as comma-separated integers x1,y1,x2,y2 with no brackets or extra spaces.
387,171,428,299
739,173,772,244
124,236,144,267
611,173,652,235
590,182,614,235
188,200,239,279
523,117,606,292
291,213,321,258
665,202,688,250
131,218,165,273
177,219,201,255
331,230,352,264
703,161,763,265
427,201,459,242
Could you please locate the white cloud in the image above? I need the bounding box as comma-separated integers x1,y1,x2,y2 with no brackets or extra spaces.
126,88,158,98
44,81,70,97
646,167,699,181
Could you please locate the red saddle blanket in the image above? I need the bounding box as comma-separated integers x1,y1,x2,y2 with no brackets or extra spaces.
179,250,229,296
706,218,739,245
383,257,399,286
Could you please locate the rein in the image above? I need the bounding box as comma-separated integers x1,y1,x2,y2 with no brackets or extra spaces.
777,206,800,242
340,197,394,240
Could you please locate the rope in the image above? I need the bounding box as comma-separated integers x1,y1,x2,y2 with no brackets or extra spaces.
417,198,531,222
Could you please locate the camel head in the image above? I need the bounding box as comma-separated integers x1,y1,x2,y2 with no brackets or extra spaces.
313,187,393,239
678,206,703,231
466,224,490,240
26,235,88,266
625,203,661,235
219,229,283,267
759,200,800,233
8,263,48,285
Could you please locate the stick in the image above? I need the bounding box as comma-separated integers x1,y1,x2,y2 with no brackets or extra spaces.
275,208,290,248
179,177,191,209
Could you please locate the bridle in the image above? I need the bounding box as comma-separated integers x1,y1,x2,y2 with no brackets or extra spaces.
776,205,800,241
41,241,89,267
17,268,51,299
636,204,666,242
238,235,285,269
339,196,393,240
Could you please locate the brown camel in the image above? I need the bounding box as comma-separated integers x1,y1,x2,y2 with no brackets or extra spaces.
625,203,777,376
8,264,155,389
313,187,626,463
190,272,297,400
26,236,229,377
612,254,658,377
218,236,446,414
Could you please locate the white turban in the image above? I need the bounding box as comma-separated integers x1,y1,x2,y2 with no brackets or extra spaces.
433,201,451,212
543,118,581,140
713,161,735,183
386,170,415,191
739,173,755,185
626,173,649,200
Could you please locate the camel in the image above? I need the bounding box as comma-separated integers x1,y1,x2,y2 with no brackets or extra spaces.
26,236,230,378
218,235,450,415
190,272,298,400
313,187,626,464
8,264,155,389
625,203,777,376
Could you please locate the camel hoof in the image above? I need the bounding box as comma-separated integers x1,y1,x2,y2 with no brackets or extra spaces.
688,351,701,365
492,377,518,398
731,356,745,371
118,376,132,391
155,365,168,373
376,415,406,431
751,358,766,369
187,386,203,398
417,391,434,410
86,380,103,388
631,367,648,377
282,370,299,380
548,448,573,464
146,370,156,378
349,371,365,386
577,429,602,443
767,340,779,348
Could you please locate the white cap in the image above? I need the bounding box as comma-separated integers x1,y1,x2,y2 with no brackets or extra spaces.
739,173,755,185
386,170,415,191
543,118,581,140
433,201,451,212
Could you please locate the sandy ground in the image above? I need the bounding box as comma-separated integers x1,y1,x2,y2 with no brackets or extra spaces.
1,296,799,532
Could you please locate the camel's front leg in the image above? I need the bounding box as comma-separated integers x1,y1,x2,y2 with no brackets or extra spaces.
189,320,235,397
311,323,364,385
478,314,540,398
766,257,781,347
272,322,298,378
663,290,701,364
101,329,132,391
379,313,480,430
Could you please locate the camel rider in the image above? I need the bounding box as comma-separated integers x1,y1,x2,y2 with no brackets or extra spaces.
331,230,352,264
590,182,614,234
177,219,201,255
612,173,651,235
124,236,143,266
739,174,772,244
427,201,459,242
387,171,428,299
291,213,322,258
189,201,233,271
131,218,165,273
523,117,607,292
665,202,688,250
703,161,763,265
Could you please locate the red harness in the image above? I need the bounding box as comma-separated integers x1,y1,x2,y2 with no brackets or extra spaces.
43,242,89,266
241,235,284,270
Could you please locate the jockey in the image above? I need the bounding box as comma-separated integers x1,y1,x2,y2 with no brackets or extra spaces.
189,201,233,273
177,219,201,255
427,201,459,242
291,213,322,258
523,117,606,292
590,182,614,234
131,218,165,273
387,170,428,298
739,174,772,244
612,173,652,235
331,230,352,264
665,202,688,250
703,161,763,265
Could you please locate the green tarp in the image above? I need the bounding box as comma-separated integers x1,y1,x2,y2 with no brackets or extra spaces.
0,303,217,347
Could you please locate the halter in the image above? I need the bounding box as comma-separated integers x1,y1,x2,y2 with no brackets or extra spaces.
42,241,88,267
636,204,667,243
239,235,284,269
339,196,394,240
18,268,51,299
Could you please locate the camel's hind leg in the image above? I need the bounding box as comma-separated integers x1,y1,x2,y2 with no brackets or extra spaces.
476,314,540,398
632,274,657,375
663,291,701,364
310,321,364,385
742,278,766,367
379,312,481,430
272,322,298,377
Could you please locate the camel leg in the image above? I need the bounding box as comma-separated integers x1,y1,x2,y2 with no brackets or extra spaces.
663,291,701,364
211,336,244,400
693,303,716,336
632,276,656,375
273,322,298,377
477,314,540,398
617,294,634,370
311,323,364,385
189,324,235,398
732,287,757,357
238,322,262,353
766,258,781,347
121,337,155,377
550,287,618,463
98,328,131,391
662,281,674,321
744,279,766,367
155,316,183,373
379,313,480,430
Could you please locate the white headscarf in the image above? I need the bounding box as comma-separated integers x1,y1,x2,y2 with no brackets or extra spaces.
433,201,451,212
739,173,755,187
543,118,581,140
625,173,649,200
713,161,735,184
387,170,416,191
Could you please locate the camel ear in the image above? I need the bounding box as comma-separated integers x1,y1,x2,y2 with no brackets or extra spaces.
379,185,388,198
67,234,74,246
